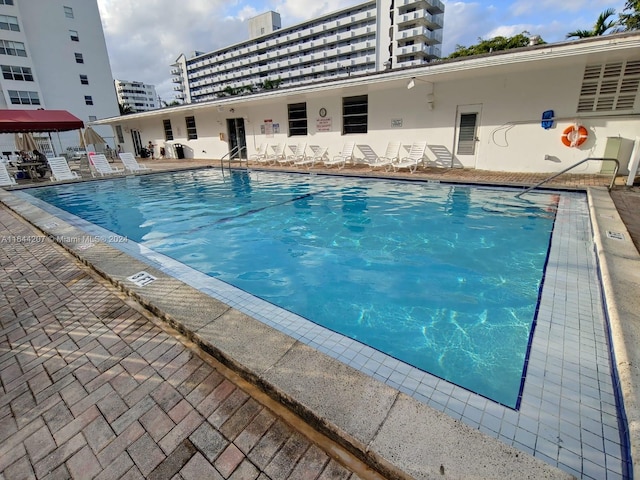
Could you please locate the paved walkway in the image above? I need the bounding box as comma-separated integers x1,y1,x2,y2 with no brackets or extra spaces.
0,206,369,479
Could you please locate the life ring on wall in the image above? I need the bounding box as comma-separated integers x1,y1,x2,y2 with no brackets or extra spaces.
561,125,588,147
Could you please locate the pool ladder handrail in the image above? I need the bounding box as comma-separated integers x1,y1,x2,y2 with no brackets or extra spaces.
515,157,619,198
220,145,247,170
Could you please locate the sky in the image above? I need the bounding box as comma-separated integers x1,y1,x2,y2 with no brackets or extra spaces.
96,0,626,104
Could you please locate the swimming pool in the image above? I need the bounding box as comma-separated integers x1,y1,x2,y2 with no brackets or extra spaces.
26,168,557,408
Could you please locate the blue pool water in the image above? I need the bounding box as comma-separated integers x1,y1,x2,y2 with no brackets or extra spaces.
27,169,559,407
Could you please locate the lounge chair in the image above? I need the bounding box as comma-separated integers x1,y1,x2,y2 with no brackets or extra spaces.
0,161,17,186
367,141,401,170
265,144,286,165
249,143,269,164
295,145,328,168
119,152,151,173
323,141,355,169
90,153,124,177
281,143,306,165
391,141,427,173
47,157,80,182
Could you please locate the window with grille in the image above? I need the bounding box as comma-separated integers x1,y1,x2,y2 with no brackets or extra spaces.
0,40,26,57
577,60,640,113
185,116,197,139
84,95,93,105
0,0,15,5
287,102,307,136
342,95,368,134
456,113,478,155
8,90,39,105
79,74,88,85
163,119,174,141
75,52,83,64
2,65,32,81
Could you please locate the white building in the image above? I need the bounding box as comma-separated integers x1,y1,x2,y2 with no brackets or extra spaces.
98,33,640,177
171,0,444,103
114,79,158,113
0,0,118,153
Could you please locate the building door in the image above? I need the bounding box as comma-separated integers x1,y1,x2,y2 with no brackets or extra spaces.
226,118,246,159
131,129,143,156
454,105,482,168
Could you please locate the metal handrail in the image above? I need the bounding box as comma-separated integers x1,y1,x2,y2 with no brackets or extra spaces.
219,146,247,170
515,157,619,198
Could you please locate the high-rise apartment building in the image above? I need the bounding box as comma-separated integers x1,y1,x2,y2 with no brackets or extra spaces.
0,0,118,149
171,0,444,103
114,79,158,113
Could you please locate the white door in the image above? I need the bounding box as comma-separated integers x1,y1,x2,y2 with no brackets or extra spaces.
453,104,482,168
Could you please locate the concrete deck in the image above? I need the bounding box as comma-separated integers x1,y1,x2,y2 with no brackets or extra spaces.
1,158,639,479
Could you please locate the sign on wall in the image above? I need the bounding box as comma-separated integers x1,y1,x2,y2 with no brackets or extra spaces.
316,117,332,132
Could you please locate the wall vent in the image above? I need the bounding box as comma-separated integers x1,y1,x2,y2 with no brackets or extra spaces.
577,60,640,113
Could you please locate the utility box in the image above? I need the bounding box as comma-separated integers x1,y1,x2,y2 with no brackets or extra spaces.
602,136,634,174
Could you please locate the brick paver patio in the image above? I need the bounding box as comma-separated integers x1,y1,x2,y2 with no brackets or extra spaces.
0,206,367,479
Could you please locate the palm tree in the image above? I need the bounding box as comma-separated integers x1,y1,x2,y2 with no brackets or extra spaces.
118,103,133,115
566,8,617,38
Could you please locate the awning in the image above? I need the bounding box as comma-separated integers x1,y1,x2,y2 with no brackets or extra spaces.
0,109,84,133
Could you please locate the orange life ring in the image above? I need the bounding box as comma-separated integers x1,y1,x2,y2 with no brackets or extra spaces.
561,125,588,147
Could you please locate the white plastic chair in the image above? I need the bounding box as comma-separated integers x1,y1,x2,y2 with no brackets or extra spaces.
391,141,427,173
90,153,124,177
249,143,270,164
367,141,401,170
47,157,80,182
119,152,151,173
282,143,306,165
323,142,355,169
0,161,17,186
295,145,328,168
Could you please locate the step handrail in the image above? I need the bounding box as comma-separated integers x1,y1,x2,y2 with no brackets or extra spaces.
219,146,247,170
515,157,619,198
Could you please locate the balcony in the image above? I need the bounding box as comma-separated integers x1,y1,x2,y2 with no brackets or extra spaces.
395,9,444,30
396,0,445,14
395,25,443,45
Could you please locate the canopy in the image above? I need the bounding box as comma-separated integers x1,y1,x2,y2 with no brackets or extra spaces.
0,109,84,133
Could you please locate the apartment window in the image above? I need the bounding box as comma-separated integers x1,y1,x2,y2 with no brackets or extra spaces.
163,119,174,141
69,30,79,41
8,90,39,105
64,6,74,18
0,15,19,32
115,125,124,144
185,116,197,140
89,116,97,122
0,0,15,5
84,95,93,105
75,53,83,64
79,74,88,85
0,40,26,57
2,65,32,81
342,95,368,134
287,102,307,136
